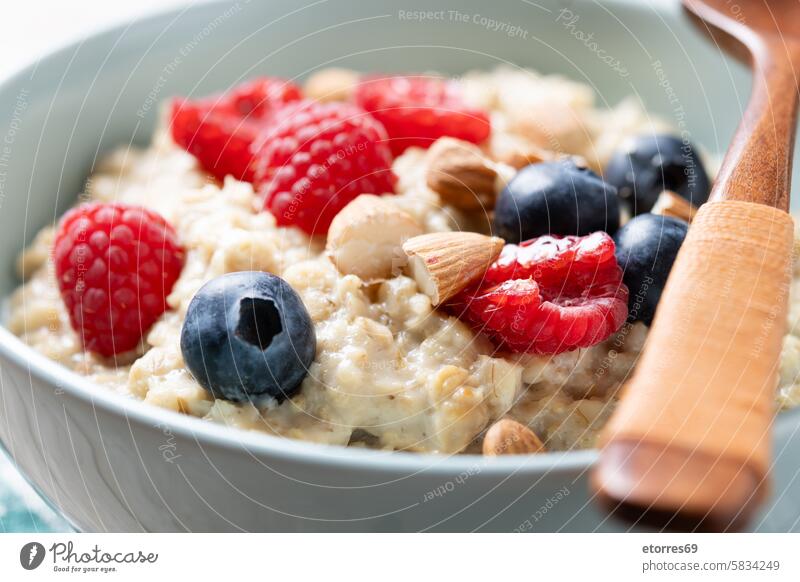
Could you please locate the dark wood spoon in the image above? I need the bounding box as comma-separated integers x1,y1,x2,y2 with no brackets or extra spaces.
592,0,800,531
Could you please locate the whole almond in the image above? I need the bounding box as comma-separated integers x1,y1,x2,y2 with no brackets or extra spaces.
650,190,696,223
304,68,360,102
425,138,499,210
402,231,504,305
327,194,423,283
483,419,545,456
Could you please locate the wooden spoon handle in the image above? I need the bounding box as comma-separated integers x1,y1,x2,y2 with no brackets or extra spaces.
593,200,794,531
711,47,800,210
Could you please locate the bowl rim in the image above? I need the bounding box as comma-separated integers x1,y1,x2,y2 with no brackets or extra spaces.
2,0,799,479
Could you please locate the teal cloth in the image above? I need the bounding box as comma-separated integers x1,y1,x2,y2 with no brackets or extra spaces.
0,449,71,532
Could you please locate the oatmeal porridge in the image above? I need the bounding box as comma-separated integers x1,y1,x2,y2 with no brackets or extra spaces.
7,67,800,455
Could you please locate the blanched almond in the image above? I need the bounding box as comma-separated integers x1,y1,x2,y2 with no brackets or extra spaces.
304,68,360,102
425,137,499,210
402,232,504,305
512,104,589,156
651,190,696,223
482,419,545,456
327,195,423,283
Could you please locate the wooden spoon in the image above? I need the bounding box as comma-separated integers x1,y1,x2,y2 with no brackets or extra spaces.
592,0,800,531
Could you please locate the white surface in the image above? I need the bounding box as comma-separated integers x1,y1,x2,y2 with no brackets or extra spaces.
0,0,191,79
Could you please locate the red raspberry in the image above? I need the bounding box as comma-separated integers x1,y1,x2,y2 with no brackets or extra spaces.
354,75,491,155
252,100,397,235
226,77,302,117
486,232,621,290
169,77,301,182
450,232,628,354
170,100,261,182
53,202,185,357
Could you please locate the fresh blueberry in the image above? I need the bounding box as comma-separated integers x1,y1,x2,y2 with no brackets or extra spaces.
613,213,688,325
493,159,620,243
604,134,711,215
180,271,316,403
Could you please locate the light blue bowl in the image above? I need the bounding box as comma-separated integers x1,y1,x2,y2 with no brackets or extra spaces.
1,0,799,531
